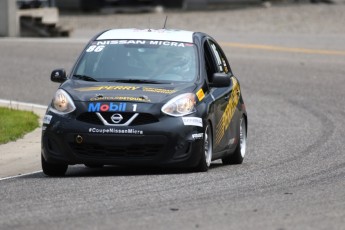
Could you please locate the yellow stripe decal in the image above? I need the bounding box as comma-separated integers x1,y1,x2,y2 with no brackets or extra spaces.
215,78,240,146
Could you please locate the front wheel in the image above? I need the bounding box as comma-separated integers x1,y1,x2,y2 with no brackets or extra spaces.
222,116,247,165
195,122,213,172
41,155,68,177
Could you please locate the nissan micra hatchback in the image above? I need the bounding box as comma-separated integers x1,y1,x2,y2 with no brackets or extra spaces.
41,28,247,176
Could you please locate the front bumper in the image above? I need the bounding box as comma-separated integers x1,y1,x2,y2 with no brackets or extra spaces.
41,111,205,168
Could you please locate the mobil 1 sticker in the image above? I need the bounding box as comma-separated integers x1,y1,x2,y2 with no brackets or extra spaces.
88,102,139,112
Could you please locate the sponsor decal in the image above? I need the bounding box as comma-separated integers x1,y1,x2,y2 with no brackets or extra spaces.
147,40,186,47
196,88,205,101
215,78,241,145
86,40,192,53
43,115,52,125
76,86,176,95
76,86,140,92
96,40,147,45
95,40,188,47
192,133,204,140
89,128,143,135
88,102,127,112
182,117,203,127
142,87,176,94
90,96,151,102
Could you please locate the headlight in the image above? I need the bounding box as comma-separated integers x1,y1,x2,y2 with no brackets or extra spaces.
161,93,196,117
50,89,76,114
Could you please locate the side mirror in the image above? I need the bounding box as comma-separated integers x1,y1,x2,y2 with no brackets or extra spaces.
51,69,67,83
209,73,231,88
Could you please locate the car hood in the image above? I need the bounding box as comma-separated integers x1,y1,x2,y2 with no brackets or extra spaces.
61,80,198,104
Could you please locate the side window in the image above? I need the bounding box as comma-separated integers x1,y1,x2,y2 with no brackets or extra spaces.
203,41,217,82
203,39,231,83
209,41,229,74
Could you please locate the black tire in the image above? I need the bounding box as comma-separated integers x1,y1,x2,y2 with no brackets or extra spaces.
84,164,104,168
195,122,213,172
41,155,68,177
222,116,247,165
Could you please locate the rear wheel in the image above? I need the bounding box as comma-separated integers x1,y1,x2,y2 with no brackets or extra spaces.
41,155,68,177
195,122,212,172
222,116,247,165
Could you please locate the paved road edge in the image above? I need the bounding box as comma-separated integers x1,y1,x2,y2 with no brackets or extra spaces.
0,99,47,179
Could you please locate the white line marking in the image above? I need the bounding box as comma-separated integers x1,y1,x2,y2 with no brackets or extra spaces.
0,171,43,181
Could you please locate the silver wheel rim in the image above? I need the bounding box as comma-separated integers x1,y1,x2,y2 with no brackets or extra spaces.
240,118,247,158
204,125,212,167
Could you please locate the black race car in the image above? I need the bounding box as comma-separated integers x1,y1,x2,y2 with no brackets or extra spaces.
41,28,247,176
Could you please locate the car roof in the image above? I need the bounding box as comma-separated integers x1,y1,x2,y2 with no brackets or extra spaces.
96,28,195,43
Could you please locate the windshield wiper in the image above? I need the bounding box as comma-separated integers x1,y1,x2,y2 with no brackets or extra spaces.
72,74,98,82
108,79,162,84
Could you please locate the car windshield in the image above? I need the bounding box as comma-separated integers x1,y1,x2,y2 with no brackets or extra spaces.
73,39,198,83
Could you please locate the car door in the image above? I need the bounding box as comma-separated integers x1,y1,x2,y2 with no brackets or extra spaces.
203,38,236,155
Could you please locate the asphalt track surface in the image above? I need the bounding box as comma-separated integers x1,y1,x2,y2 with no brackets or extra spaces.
1,4,345,230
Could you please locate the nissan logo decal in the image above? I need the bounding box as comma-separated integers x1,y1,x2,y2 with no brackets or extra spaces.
111,113,123,124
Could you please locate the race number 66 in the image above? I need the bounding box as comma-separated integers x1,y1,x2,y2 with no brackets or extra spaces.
86,45,105,52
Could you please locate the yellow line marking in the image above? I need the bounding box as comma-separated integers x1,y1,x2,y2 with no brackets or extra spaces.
220,42,345,56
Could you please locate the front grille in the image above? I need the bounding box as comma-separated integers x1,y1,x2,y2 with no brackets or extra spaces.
130,113,159,126
77,113,102,125
76,112,159,126
70,143,163,158
101,112,134,124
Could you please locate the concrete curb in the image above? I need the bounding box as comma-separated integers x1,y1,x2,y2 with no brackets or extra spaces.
0,99,47,178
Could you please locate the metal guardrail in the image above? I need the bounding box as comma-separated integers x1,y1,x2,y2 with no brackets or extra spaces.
55,0,261,11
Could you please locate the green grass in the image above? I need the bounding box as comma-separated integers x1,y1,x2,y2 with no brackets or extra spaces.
0,107,39,144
